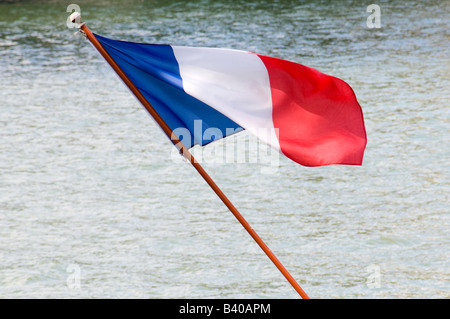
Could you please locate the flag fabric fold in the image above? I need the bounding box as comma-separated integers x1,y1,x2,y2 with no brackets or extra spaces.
94,33,367,167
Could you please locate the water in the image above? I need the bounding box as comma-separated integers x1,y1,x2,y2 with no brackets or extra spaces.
0,0,448,298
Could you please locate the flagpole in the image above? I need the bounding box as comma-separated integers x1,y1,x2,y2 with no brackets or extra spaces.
72,13,309,299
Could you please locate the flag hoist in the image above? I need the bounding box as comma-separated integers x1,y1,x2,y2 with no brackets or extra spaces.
70,10,367,299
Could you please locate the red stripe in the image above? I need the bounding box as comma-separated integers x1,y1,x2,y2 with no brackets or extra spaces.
257,54,367,166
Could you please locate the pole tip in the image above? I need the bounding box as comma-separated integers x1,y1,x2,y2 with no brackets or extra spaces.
70,12,82,24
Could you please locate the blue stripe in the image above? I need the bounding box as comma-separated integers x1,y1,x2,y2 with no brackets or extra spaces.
94,34,242,148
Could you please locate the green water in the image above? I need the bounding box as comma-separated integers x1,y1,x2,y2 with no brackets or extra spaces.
0,0,448,298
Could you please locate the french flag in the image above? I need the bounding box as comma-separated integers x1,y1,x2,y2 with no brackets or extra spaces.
94,34,367,167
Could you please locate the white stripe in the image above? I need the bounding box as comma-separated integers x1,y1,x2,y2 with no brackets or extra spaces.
172,46,280,151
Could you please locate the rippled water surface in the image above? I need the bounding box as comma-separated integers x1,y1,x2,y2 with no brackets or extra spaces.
0,0,449,298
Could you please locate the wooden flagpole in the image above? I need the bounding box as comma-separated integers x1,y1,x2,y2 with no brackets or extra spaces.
73,14,309,299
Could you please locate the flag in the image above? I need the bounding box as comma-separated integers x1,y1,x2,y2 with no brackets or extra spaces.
94,34,367,167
